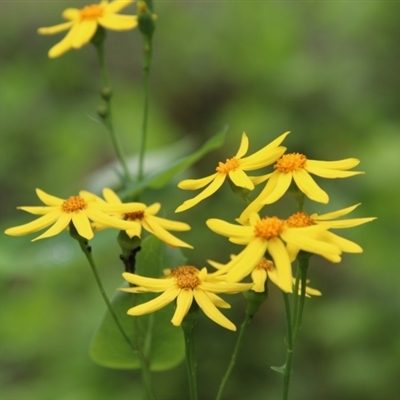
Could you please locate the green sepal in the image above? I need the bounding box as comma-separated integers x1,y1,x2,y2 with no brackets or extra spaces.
137,1,156,37
227,176,252,204
90,235,187,370
243,288,268,319
117,231,141,273
90,26,106,48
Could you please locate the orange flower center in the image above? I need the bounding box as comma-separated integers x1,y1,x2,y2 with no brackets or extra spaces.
254,217,284,239
125,211,145,221
171,266,201,289
274,153,307,173
286,212,314,228
61,196,87,213
216,156,241,174
80,4,104,20
256,258,275,271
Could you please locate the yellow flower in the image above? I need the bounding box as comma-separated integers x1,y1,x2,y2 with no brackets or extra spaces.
4,188,147,241
209,257,321,296
239,153,363,222
175,131,290,213
121,266,253,331
285,204,376,262
206,212,341,292
93,188,193,248
38,0,137,58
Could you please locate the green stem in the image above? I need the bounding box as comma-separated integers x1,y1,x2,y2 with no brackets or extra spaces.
71,230,156,400
216,313,252,400
281,255,310,400
95,41,131,185
182,314,198,400
137,35,153,182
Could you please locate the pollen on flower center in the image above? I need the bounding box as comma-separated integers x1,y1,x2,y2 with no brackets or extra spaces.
286,212,314,228
256,258,275,271
80,4,104,20
254,217,284,239
125,211,145,221
61,196,87,213
170,266,201,289
274,153,307,173
216,157,241,174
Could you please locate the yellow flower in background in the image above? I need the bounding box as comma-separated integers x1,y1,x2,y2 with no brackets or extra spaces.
121,266,253,331
4,188,146,241
209,257,322,297
285,205,376,262
206,212,342,292
175,131,289,213
38,0,137,58
93,188,193,248
239,154,363,223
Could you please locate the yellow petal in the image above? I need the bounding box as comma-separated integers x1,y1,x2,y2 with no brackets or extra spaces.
38,21,74,35
251,268,267,292
248,172,273,186
206,218,253,239
149,215,191,231
5,211,61,237
178,173,218,190
142,218,193,248
62,8,80,21
193,289,236,331
175,174,225,212
235,132,249,159
311,204,361,220
317,217,376,229
305,164,364,178
85,208,144,230
98,15,138,30
32,213,72,241
171,289,193,326
206,292,231,308
267,238,293,293
47,24,78,58
95,202,146,213
306,158,360,170
262,171,292,205
228,169,254,190
320,231,363,253
122,272,172,290
102,188,123,203
127,287,179,315
145,203,161,215
240,131,290,169
18,206,59,215
105,0,134,13
36,188,63,206
292,169,329,204
71,20,97,49
71,212,94,240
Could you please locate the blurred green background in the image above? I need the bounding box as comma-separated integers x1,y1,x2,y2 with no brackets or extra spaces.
1,1,399,399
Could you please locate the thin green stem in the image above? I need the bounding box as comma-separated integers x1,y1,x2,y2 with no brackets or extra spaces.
216,313,252,400
71,231,156,400
137,35,153,182
281,255,310,400
95,42,131,184
182,314,198,400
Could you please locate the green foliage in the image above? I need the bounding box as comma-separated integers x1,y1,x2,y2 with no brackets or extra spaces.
90,236,187,371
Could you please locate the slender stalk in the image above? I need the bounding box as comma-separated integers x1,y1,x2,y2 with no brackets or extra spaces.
216,313,252,400
182,314,198,400
71,229,156,400
137,35,153,182
281,255,310,400
95,40,131,184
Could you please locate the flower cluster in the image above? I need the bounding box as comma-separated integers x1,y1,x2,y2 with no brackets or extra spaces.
5,188,191,247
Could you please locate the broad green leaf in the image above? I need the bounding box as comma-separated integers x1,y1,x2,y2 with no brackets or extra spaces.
120,125,228,200
90,236,187,370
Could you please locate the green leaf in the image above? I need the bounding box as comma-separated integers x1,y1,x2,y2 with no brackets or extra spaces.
120,125,228,200
271,364,286,374
90,236,187,370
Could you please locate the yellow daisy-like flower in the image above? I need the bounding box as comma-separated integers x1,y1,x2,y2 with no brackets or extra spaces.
4,188,147,241
175,131,290,213
239,153,363,222
209,257,321,297
206,212,342,292
285,204,376,262
38,0,138,58
121,266,253,331
93,188,193,248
